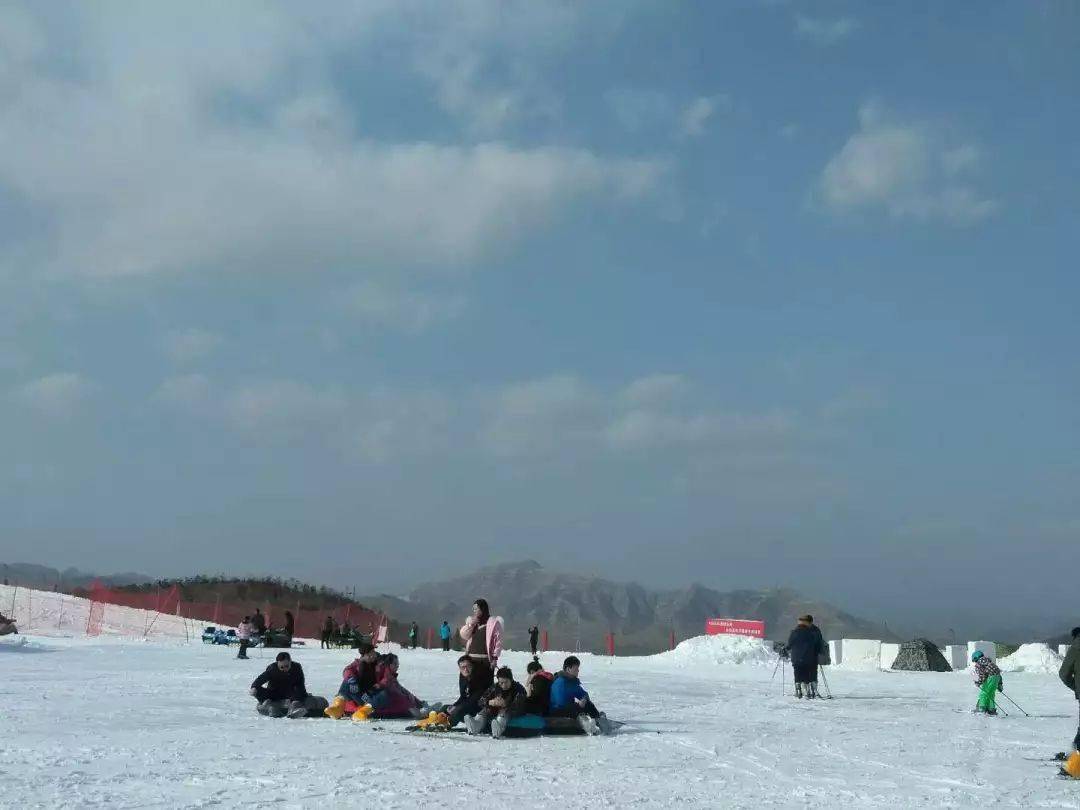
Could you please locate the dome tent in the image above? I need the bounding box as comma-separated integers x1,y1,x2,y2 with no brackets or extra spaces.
890,638,953,672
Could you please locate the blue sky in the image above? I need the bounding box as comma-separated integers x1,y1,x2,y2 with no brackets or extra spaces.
1,2,1077,633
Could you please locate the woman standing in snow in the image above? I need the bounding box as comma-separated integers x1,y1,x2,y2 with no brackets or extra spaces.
460,598,495,693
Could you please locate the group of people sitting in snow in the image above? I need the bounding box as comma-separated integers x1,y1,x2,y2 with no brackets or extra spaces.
247,596,613,737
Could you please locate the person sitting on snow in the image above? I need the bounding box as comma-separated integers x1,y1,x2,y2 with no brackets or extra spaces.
350,653,425,721
971,650,1003,715
0,611,18,636
465,666,525,738
325,642,380,718
549,656,612,735
447,655,487,727
250,652,327,718
512,659,554,717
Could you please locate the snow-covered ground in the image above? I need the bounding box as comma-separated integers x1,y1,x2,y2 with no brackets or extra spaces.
3,634,1079,808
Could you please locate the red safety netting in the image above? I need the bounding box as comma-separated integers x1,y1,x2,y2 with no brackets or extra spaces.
85,581,384,641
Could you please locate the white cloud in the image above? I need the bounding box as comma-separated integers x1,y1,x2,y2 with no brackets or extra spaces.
794,15,860,46
679,95,731,138
224,380,348,436
482,373,796,458
620,374,688,405
0,6,663,280
604,409,794,450
343,281,467,334
162,329,222,364
818,102,999,225
606,88,672,133
12,372,93,417
155,374,212,411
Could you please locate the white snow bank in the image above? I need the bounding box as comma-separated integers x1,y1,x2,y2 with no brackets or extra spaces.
0,583,196,640
0,635,30,651
652,633,777,667
832,639,882,671
997,643,1063,674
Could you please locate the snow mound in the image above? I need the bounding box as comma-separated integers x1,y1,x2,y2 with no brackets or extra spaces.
997,643,1063,674
655,634,777,667
0,636,31,652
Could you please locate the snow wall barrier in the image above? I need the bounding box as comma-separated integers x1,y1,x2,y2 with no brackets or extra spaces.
880,642,900,669
944,645,968,670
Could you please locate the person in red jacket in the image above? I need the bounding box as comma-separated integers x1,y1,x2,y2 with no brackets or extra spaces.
325,643,380,718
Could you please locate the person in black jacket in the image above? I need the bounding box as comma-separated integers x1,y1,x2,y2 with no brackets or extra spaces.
447,656,486,727
321,616,335,649
512,660,554,717
283,611,295,640
465,666,525,738
528,625,540,657
249,652,326,718
787,615,827,699
251,609,267,635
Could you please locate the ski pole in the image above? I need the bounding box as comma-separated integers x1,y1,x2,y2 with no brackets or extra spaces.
999,692,1030,717
819,667,834,699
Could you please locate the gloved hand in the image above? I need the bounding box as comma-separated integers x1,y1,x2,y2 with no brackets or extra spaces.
998,679,1004,692
249,687,257,696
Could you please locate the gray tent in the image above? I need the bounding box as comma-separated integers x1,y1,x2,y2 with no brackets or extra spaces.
891,638,952,672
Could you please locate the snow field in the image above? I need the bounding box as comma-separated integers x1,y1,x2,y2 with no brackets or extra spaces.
3,635,1080,808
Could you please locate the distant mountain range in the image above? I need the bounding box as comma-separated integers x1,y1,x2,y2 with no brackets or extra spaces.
0,562,152,591
361,560,896,655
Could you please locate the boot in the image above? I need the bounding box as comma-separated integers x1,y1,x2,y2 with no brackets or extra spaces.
795,682,803,699
490,713,509,739
1062,751,1080,779
324,696,347,720
351,704,374,722
577,714,600,735
808,682,819,699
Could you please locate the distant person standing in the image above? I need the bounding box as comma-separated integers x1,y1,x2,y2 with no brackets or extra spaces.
787,615,826,699
237,617,252,660
251,609,267,635
529,625,540,657
284,611,295,641
409,622,419,649
321,616,335,649
440,621,452,652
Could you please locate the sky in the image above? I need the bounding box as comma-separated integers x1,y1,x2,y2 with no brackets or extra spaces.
1,2,1078,634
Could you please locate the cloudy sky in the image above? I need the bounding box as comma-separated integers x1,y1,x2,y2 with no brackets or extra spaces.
1,2,1077,631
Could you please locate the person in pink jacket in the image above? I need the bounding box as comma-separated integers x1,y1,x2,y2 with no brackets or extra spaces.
236,617,252,660
460,598,496,694
366,654,424,718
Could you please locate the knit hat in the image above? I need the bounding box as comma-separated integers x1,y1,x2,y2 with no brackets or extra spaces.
971,650,984,662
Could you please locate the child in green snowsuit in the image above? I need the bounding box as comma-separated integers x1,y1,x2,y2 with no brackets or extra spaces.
972,650,1002,714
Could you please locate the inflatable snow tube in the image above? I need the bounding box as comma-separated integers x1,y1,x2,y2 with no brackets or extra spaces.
503,714,546,738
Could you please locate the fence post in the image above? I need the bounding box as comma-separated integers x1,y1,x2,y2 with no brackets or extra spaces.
606,632,614,656
670,630,675,651
542,629,549,652
57,593,64,632
213,593,221,624
27,588,32,631
427,627,433,649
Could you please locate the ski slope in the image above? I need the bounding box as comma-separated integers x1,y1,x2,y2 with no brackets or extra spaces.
2,634,1078,808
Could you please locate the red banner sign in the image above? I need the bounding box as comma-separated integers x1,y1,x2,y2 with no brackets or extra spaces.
705,618,765,638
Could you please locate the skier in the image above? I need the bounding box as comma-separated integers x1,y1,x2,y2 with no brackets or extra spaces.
1058,627,1080,763
409,621,419,649
548,655,612,735
325,642,380,718
529,625,540,657
237,616,252,659
0,611,18,636
971,650,1003,714
465,666,525,738
787,615,826,699
249,652,326,718
321,616,334,649
439,620,452,651
460,598,496,693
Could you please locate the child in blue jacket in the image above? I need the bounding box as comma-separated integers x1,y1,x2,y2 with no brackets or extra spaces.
549,656,613,735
